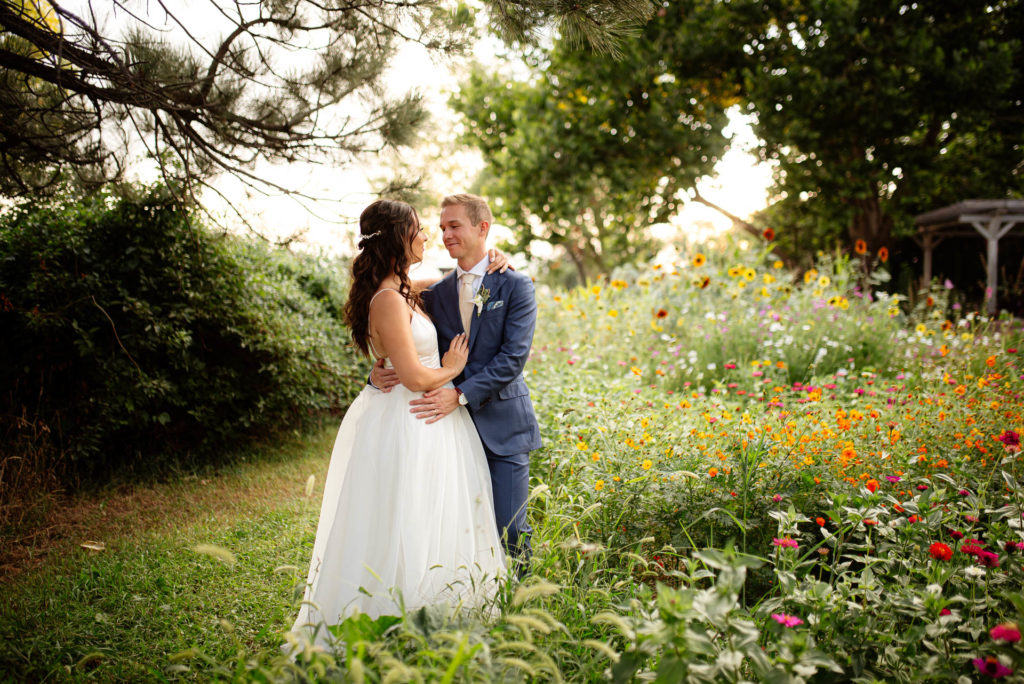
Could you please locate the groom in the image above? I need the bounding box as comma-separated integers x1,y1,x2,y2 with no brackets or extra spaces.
372,193,541,572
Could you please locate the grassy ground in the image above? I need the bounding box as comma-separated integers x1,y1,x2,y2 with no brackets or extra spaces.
0,423,336,682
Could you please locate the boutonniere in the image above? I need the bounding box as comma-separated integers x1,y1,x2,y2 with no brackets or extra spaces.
473,286,490,316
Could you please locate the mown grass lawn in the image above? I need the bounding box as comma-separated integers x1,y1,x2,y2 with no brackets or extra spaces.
0,424,336,682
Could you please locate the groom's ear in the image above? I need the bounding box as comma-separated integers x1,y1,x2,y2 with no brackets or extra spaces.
478,220,490,239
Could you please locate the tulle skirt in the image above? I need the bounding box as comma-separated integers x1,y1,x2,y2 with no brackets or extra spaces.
289,384,506,648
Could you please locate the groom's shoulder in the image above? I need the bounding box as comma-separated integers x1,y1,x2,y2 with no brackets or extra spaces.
498,269,534,289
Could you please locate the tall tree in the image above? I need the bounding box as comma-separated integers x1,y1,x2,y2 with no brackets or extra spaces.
455,0,1024,268
0,0,653,200
452,13,732,283
737,0,1024,258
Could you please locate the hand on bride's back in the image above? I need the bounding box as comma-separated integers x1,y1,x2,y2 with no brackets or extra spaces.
441,333,469,373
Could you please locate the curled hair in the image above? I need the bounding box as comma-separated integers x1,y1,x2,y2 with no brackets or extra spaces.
343,199,421,356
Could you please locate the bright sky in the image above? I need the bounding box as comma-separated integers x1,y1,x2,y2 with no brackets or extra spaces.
83,1,773,273
218,38,774,279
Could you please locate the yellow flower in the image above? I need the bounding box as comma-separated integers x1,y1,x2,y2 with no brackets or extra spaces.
595,480,605,491
804,269,818,284
812,288,823,297
630,366,643,376
608,309,619,317
576,441,588,451
887,306,900,317
591,452,601,462
611,279,628,289
916,323,928,334
763,273,776,284
641,459,653,470
591,285,602,295
727,266,742,278
743,268,756,281
818,275,830,288
692,253,707,267
773,260,784,269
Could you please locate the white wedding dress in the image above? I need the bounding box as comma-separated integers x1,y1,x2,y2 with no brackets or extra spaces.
288,301,505,649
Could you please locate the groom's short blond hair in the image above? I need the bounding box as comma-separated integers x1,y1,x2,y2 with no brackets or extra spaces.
441,193,493,227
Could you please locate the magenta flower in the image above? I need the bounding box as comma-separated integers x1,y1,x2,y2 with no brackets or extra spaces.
773,537,799,549
771,613,804,627
961,544,983,556
973,657,1013,678
977,550,1000,568
886,475,901,483
772,494,783,502
990,624,1021,643
996,430,1021,453
959,489,970,496
940,608,952,616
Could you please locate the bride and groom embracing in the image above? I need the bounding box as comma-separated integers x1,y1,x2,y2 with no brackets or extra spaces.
288,194,542,649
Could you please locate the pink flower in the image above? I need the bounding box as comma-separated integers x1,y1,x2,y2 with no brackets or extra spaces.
990,624,1021,643
996,430,1021,454
886,475,901,483
772,494,783,502
771,613,804,627
773,537,799,549
974,657,1013,678
977,550,1000,568
959,489,970,496
961,544,983,556
940,608,952,616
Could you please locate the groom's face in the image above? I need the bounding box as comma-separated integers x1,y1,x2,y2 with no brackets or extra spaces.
440,204,487,263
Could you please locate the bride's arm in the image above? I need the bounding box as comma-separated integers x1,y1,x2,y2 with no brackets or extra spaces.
370,291,467,392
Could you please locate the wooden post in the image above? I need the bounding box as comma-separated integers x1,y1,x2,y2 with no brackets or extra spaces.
965,217,1018,315
922,233,934,285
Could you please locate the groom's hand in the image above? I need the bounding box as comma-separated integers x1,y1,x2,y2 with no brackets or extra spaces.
369,358,399,392
410,388,459,424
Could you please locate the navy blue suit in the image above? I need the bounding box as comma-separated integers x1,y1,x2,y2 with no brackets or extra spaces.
422,268,542,567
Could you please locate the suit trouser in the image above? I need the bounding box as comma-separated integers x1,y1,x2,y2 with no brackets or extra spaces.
483,445,531,574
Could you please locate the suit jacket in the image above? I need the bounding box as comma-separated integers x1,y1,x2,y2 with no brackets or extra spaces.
422,268,543,456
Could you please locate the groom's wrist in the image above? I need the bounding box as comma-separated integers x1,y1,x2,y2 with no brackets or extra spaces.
455,387,469,406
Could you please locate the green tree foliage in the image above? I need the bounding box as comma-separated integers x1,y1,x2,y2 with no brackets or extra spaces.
0,0,653,199
456,0,1024,269
0,187,365,483
735,0,1024,259
452,19,732,284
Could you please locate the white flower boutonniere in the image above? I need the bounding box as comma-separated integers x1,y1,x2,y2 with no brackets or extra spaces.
473,286,490,316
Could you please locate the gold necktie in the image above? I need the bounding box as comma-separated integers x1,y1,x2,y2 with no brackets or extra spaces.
459,273,476,335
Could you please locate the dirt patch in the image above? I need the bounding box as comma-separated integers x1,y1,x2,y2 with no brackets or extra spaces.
0,438,332,582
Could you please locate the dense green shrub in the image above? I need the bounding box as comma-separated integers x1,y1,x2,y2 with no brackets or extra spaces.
0,187,365,486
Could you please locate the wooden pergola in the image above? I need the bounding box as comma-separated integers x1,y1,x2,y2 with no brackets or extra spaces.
914,199,1024,314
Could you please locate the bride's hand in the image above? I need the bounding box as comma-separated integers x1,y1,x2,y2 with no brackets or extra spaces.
441,333,469,373
486,248,513,273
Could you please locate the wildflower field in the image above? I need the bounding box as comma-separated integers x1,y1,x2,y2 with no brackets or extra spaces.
4,240,1024,682
277,241,1024,682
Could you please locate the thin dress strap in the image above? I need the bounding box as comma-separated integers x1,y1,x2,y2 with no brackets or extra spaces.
367,288,411,359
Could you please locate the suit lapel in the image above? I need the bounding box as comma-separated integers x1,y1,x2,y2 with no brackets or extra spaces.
436,271,460,332
468,272,497,355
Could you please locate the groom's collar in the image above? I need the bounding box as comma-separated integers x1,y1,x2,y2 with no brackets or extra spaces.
456,254,490,280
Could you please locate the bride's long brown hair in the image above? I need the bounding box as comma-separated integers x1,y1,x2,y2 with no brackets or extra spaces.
343,199,421,356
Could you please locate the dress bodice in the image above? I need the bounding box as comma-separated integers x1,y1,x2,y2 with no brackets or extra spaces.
368,289,440,371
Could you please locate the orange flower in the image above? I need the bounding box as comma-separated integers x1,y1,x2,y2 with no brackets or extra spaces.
878,246,889,263
854,239,867,255
655,308,669,319
866,479,879,493
763,227,775,241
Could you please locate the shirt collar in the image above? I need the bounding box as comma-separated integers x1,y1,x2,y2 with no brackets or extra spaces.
456,255,489,280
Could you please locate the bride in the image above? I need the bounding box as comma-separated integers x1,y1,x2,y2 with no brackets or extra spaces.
287,199,506,650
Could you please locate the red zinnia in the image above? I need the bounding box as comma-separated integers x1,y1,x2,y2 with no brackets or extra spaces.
763,227,775,241
929,542,953,561
878,246,889,263
961,543,983,556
